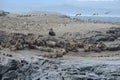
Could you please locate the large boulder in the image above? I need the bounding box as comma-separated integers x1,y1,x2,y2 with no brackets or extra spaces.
83,30,118,43
106,27,120,34
106,27,120,38
0,58,42,80
93,34,116,42
107,43,120,51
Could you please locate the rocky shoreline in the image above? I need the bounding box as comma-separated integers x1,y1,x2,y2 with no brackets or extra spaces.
0,27,120,57
0,27,120,80
1,11,120,80
1,55,120,80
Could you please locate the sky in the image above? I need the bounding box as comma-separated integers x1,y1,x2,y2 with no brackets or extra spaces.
0,0,120,16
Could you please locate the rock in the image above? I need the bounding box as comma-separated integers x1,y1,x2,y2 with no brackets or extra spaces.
83,29,119,43
93,34,115,42
0,58,42,80
1,56,120,80
107,43,120,51
106,27,120,34
46,41,57,47
106,27,120,38
0,65,10,79
56,40,65,48
6,59,19,70
0,10,9,16
92,47,102,52
2,70,19,80
81,37,96,44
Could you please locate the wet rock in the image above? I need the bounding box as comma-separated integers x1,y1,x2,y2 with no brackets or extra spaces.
93,34,115,42
106,27,120,34
2,70,19,80
107,43,120,51
81,37,96,44
83,29,119,43
1,56,120,80
106,27,120,38
0,58,42,80
56,40,65,48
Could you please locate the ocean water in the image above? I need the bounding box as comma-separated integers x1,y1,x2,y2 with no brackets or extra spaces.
71,16,120,23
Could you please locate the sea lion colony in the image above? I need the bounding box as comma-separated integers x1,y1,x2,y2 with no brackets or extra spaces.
0,27,120,58
1,11,120,80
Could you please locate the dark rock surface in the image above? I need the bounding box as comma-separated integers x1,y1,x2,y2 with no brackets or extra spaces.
82,30,117,43
1,56,120,80
107,43,120,51
0,27,120,53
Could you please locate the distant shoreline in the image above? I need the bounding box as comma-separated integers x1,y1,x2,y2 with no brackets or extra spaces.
70,15,120,23
69,15,120,17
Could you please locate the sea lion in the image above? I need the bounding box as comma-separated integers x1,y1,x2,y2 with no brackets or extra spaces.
46,41,56,47
66,42,78,52
84,44,92,52
77,41,85,48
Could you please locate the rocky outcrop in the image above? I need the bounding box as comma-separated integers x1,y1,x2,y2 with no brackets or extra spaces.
0,10,9,16
1,56,120,80
107,43,120,51
1,27,120,55
82,31,116,43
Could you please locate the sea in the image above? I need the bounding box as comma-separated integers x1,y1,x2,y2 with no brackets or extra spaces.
70,16,120,23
